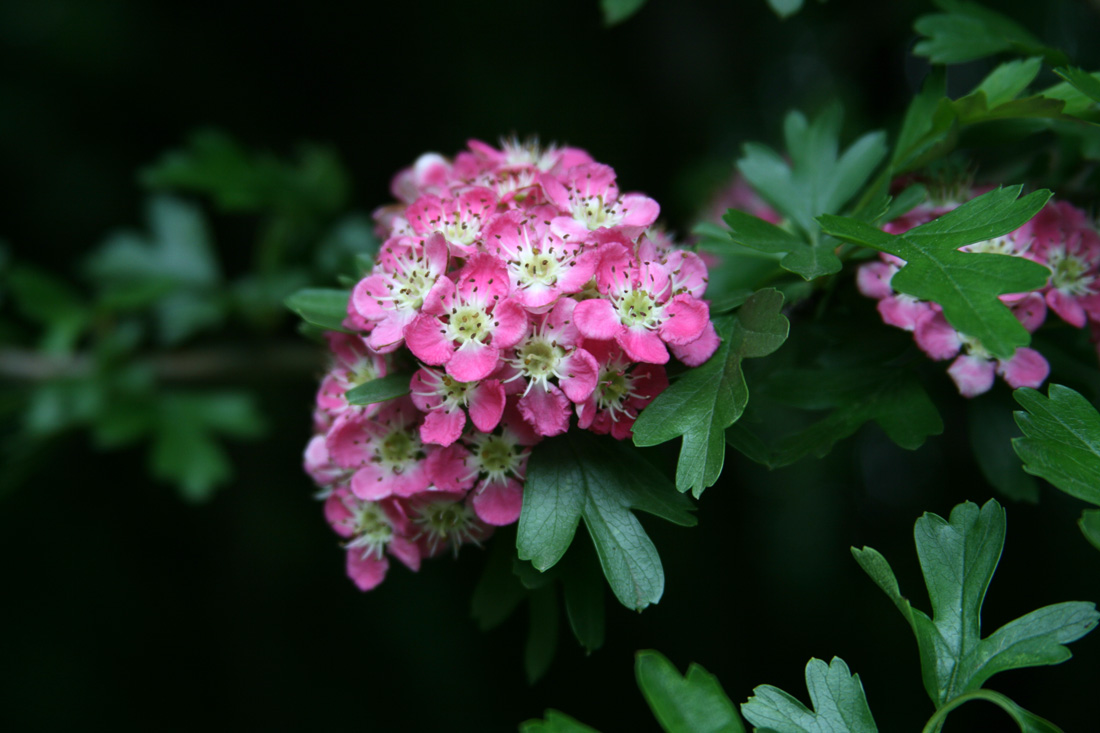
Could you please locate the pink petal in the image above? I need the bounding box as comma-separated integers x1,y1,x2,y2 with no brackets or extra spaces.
346,549,389,591
618,193,660,234
490,298,529,349
670,321,720,366
877,296,930,332
468,379,506,432
404,313,454,365
424,443,475,492
997,347,1050,389
518,383,571,437
471,478,524,526
559,349,600,403
659,295,709,346
617,326,670,364
947,355,996,398
419,408,466,447
857,261,897,300
325,415,371,469
1046,289,1088,328
574,298,622,340
914,312,962,361
387,535,422,572
1012,292,1048,332
351,464,395,501
447,342,500,382
323,492,354,538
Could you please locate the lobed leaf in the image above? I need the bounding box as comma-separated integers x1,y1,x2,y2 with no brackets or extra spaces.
740,657,877,733
632,289,788,496
635,650,743,733
284,287,353,333
913,0,1066,67
819,187,1052,360
854,499,1099,708
1012,384,1100,506
517,435,695,611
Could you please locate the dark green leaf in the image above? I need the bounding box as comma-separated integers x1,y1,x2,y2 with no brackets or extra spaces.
345,374,411,405
471,536,526,631
740,657,877,733
893,69,952,171
600,0,647,26
1053,67,1100,106
968,397,1039,503
735,106,886,279
517,435,695,611
635,650,744,733
6,266,89,352
561,540,605,653
633,289,788,496
766,0,804,20
913,1,1066,66
819,187,1052,360
1080,510,1100,552
1013,384,1100,506
285,287,353,332
524,585,559,684
520,710,600,733
853,500,1099,707
927,688,1064,733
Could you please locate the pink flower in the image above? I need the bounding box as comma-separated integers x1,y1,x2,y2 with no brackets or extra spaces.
543,163,660,242
1026,201,1100,328
406,187,499,256
576,341,669,440
325,400,430,501
409,367,506,446
324,490,421,591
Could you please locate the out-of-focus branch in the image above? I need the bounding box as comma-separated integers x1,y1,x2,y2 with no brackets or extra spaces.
0,343,325,382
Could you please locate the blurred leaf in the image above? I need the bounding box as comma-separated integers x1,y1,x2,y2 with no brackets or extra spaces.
518,435,695,611
913,0,1067,66
471,535,526,631
636,650,744,733
150,392,266,501
142,129,348,217
633,289,789,496
968,396,1039,502
767,0,804,20
1080,510,1100,551
6,266,90,352
561,539,605,654
345,374,411,406
525,585,559,684
520,710,600,733
819,186,1052,360
600,0,647,26
285,287,352,332
735,105,886,280
1012,384,1100,506
315,214,380,278
853,500,1099,707
741,657,876,733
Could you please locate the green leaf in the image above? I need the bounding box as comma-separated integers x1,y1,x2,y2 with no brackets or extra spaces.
6,266,90,352
1080,510,1100,552
819,187,1052,360
735,106,886,279
853,499,1099,707
1053,67,1100,104
968,397,1039,503
600,0,647,26
284,287,353,332
924,688,1065,733
141,129,348,217
150,392,266,501
633,289,788,496
561,539,605,653
525,585,559,684
517,434,696,611
913,1,1067,67
892,69,953,171
767,0,804,20
635,650,744,733
1013,384,1100,506
520,710,601,733
345,374,411,405
740,657,877,733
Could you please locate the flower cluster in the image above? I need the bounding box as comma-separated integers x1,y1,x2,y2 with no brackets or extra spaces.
304,139,718,590
859,191,1100,397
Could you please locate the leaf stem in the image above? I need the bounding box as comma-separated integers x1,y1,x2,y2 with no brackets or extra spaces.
920,689,1050,733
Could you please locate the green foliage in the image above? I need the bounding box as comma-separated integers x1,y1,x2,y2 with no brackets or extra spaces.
852,500,1098,709
635,651,744,733
520,710,600,733
968,396,1038,503
284,288,353,332
1080,510,1100,552
599,0,647,26
1052,67,1100,105
766,0,804,20
6,265,90,353
732,106,887,279
912,0,1067,67
1013,384,1100,507
345,374,411,406
741,657,876,733
819,186,1052,360
632,289,788,496
517,434,695,611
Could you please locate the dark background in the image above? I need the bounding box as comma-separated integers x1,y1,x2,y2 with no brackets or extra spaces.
2,0,1100,730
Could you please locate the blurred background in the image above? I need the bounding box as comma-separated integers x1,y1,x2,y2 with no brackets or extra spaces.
2,0,1100,730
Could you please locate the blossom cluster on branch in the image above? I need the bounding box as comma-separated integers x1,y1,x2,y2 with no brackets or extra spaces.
303,139,718,590
858,192,1100,397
